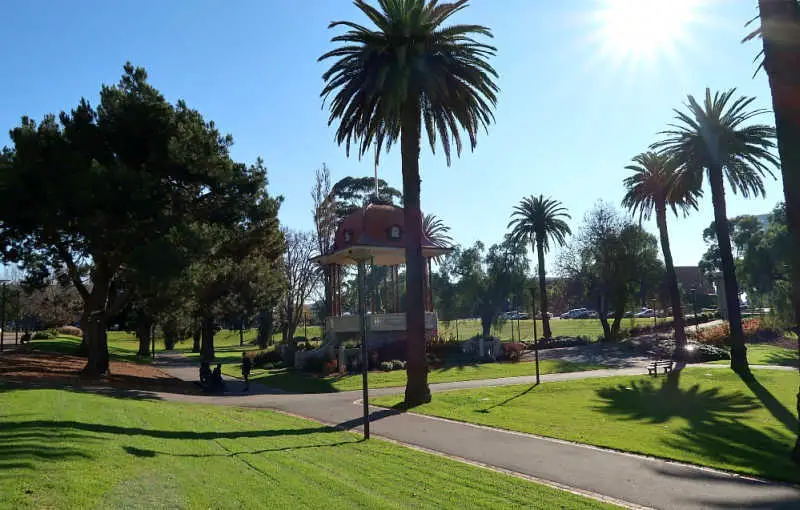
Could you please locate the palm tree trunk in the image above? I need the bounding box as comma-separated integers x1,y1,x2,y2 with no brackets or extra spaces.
756,0,800,463
401,99,431,406
535,239,552,339
708,165,749,374
655,201,688,358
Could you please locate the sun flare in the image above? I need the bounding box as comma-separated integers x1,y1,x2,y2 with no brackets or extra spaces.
593,0,701,65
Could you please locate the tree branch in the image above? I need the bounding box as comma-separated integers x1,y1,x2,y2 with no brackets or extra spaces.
56,244,90,301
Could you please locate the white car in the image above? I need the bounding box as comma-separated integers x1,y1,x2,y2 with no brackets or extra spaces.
560,308,589,319
634,308,656,318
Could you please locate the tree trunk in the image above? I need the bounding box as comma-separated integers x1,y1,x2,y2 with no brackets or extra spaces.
655,201,688,358
257,309,273,349
401,99,430,406
84,309,109,376
200,315,215,362
708,165,748,374
480,311,493,338
82,282,111,376
756,0,800,463
163,319,178,350
78,307,89,354
598,294,612,341
136,318,152,357
191,327,200,353
535,238,552,339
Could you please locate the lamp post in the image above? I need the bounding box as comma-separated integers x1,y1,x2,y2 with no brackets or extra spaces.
0,280,8,352
15,288,20,345
530,286,539,384
357,259,370,439
690,287,699,334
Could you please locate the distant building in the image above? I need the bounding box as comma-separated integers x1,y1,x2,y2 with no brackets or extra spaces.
674,266,712,294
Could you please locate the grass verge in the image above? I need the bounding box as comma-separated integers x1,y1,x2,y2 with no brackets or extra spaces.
0,386,616,509
373,367,800,483
224,359,604,393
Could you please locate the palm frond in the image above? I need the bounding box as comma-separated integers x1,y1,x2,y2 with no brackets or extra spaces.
651,87,777,198
507,195,572,254
621,151,702,222
319,0,498,166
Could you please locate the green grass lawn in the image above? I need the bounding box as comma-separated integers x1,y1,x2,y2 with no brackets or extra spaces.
374,368,800,483
27,333,151,364
0,387,614,509
709,343,798,366
438,318,659,342
225,359,604,393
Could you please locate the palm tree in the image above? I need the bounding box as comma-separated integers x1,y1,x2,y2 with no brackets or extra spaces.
319,0,498,405
653,88,778,375
508,196,571,340
622,152,702,358
744,0,800,463
423,214,453,248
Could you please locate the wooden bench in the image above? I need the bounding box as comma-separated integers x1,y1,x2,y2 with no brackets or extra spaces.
647,360,674,376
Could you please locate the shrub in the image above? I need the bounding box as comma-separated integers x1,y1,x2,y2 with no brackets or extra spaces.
391,359,405,370
293,336,307,344
32,330,55,340
502,342,525,362
536,336,591,350
248,349,283,368
379,361,394,372
57,326,83,337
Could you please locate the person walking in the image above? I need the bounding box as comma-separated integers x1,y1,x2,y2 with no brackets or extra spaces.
241,352,252,392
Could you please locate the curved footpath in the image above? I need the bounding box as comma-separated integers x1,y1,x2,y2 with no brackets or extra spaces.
152,353,799,510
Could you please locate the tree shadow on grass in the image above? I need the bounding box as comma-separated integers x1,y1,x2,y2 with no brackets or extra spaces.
476,383,539,413
122,436,361,459
0,419,336,441
738,372,798,435
0,424,94,480
761,350,799,367
594,369,800,483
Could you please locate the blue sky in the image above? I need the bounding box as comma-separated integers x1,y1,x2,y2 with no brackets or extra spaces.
0,0,784,269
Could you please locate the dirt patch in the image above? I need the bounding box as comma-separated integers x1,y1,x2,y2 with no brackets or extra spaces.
0,350,199,395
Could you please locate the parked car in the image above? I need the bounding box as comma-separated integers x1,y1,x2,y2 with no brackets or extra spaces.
560,308,590,319
634,308,656,318
586,310,599,318
535,311,553,319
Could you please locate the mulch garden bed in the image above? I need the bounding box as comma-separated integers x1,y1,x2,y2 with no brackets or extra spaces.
0,350,199,395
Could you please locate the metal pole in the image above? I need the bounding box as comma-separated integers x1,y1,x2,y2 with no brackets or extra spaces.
357,260,370,439
692,289,699,334
455,319,459,341
151,323,156,359
531,287,538,342
531,286,539,384
1,283,6,352
15,287,19,345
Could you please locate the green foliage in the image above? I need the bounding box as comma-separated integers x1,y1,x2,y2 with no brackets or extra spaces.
247,348,283,368
319,0,499,165
0,63,284,372
508,195,572,254
329,176,401,220
559,202,664,340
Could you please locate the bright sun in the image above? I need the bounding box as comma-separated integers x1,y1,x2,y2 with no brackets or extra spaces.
593,0,701,65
